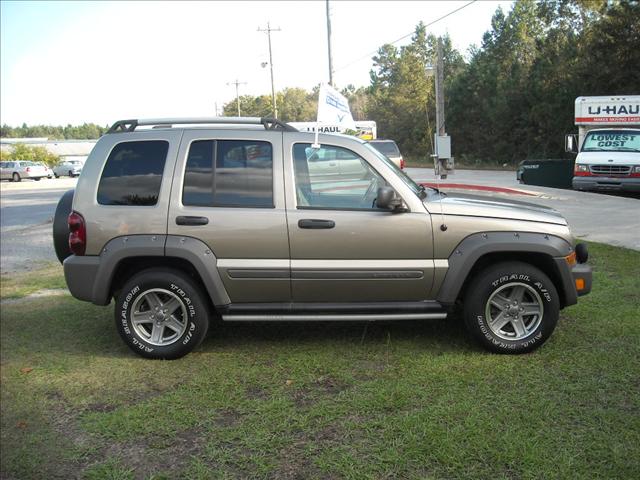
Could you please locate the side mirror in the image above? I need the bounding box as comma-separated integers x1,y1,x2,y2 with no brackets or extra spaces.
565,134,578,154
376,186,405,212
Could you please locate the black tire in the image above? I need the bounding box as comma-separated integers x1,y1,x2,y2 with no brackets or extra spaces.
53,189,75,263
12,173,20,182
54,173,59,178
115,268,210,359
463,261,559,354
68,171,74,178
34,177,41,181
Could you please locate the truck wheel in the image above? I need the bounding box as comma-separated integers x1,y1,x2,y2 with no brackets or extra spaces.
463,262,559,354
115,268,210,359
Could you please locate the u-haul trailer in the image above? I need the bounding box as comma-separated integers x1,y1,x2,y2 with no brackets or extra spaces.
566,95,640,193
289,121,377,140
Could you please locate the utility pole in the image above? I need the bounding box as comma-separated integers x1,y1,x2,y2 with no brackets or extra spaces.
258,22,281,118
326,0,334,86
226,79,246,117
435,37,445,136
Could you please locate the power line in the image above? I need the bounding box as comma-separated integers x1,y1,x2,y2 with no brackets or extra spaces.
258,22,281,118
226,79,247,117
334,0,477,73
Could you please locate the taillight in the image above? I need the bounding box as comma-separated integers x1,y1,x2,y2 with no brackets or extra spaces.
574,164,591,177
400,158,405,170
68,211,86,256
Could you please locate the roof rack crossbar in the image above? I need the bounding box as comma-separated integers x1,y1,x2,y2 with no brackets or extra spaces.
106,117,298,134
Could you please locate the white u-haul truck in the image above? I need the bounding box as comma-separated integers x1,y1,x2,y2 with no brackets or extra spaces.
567,95,640,193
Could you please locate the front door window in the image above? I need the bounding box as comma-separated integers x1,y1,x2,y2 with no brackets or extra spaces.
293,143,385,210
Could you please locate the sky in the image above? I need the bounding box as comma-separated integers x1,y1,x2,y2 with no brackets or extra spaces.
0,0,512,126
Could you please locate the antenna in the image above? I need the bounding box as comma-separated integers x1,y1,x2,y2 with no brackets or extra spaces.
431,37,447,232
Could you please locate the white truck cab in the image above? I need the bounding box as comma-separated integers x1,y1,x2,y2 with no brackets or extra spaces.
567,95,640,193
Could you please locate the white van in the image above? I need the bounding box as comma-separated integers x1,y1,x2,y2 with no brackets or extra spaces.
567,96,640,193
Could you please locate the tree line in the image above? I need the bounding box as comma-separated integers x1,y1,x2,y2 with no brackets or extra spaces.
0,123,107,140
2,1,637,164
222,0,638,163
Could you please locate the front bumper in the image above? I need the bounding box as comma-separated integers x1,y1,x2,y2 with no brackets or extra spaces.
573,176,640,192
553,258,592,307
571,263,592,297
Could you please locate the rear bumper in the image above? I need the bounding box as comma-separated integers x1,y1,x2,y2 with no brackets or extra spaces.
573,176,640,192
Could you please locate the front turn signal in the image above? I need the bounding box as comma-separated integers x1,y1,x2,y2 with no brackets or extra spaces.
565,251,577,266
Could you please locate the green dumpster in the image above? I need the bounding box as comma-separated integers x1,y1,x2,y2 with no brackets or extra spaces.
517,159,575,189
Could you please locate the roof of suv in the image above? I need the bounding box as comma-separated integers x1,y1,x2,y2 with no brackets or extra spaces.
106,117,298,134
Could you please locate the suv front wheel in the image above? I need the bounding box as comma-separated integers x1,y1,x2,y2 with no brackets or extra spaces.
463,262,559,354
115,268,210,359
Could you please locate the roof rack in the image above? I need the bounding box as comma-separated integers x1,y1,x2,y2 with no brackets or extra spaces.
106,117,298,134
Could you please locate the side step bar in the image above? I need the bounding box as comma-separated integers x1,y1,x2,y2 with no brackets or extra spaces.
222,313,447,322
219,301,447,322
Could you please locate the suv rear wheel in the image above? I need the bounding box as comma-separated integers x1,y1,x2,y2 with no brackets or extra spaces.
115,268,210,359
463,262,559,354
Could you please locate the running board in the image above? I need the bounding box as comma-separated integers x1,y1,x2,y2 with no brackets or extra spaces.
219,301,447,322
222,312,447,322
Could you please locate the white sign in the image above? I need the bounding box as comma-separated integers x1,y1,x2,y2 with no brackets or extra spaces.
575,96,640,125
316,84,356,130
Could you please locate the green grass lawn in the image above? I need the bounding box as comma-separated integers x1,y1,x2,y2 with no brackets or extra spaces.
1,243,639,479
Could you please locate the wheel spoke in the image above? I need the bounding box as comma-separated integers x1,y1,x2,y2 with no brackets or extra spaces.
520,302,542,317
150,324,164,343
163,297,182,315
164,315,185,333
510,317,527,337
509,285,526,302
145,292,163,310
490,311,511,331
131,311,153,325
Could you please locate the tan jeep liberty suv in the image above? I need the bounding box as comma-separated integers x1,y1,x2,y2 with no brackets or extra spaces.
53,117,592,359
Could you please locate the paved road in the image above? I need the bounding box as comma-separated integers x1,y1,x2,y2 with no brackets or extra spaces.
407,168,640,250
1,169,638,274
1,178,76,273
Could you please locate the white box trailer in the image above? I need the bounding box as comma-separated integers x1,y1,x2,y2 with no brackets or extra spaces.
567,95,640,193
289,121,377,140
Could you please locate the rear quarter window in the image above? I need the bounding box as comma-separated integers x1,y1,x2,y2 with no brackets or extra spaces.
97,140,169,206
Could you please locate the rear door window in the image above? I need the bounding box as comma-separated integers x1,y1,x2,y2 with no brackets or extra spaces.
183,139,273,208
97,140,169,206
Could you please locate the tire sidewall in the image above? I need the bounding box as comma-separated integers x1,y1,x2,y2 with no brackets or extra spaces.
116,269,209,359
465,263,559,354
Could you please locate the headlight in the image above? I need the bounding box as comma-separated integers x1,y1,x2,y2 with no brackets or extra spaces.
632,165,640,173
575,164,589,173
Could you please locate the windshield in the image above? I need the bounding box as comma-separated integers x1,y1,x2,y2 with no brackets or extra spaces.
369,141,400,157
363,143,427,197
582,130,640,152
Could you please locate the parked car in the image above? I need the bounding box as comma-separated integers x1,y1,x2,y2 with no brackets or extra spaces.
0,160,49,181
34,162,53,179
53,160,84,178
54,117,591,359
367,139,405,169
